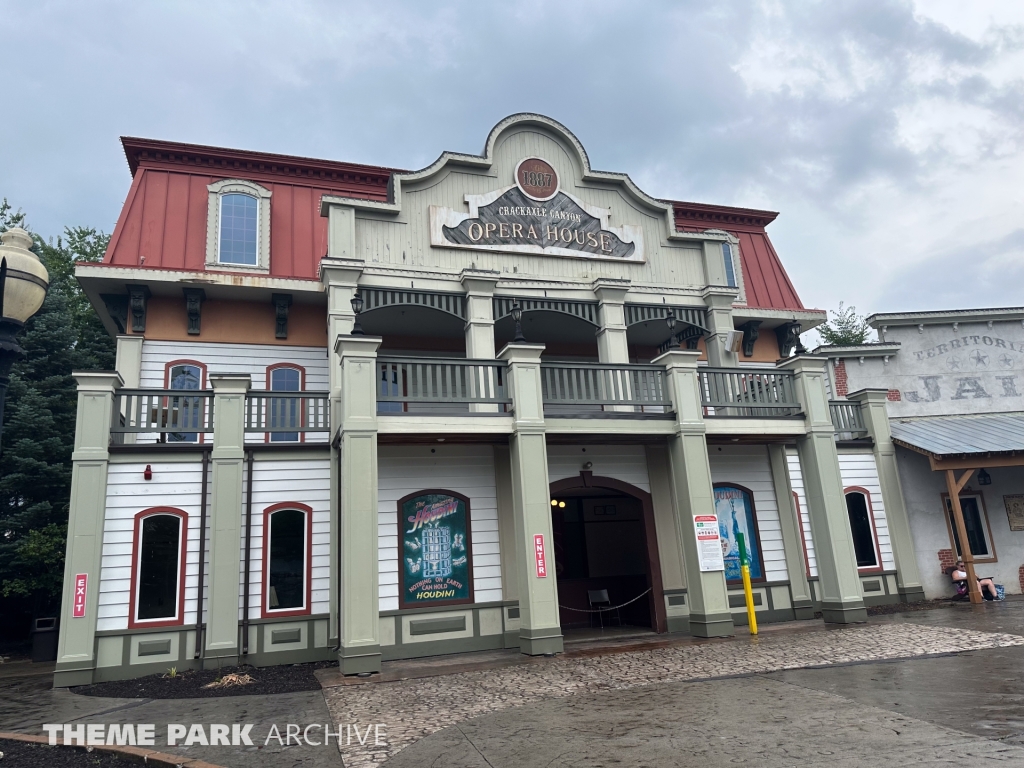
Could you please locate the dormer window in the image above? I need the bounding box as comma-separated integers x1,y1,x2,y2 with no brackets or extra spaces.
722,242,737,288
219,194,258,265
206,179,271,271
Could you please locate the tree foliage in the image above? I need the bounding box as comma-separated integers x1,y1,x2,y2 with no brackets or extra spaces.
0,198,114,622
818,302,871,346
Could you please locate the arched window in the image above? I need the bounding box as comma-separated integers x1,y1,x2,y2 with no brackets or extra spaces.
130,508,187,627
844,489,880,570
262,504,311,617
219,193,259,265
267,364,303,442
165,361,205,443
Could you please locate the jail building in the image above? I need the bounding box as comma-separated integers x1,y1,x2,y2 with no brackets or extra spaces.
53,114,923,685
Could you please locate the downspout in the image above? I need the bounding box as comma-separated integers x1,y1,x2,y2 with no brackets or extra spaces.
333,433,342,652
241,449,254,655
193,449,210,659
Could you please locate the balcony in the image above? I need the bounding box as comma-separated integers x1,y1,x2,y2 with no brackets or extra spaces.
697,368,801,418
829,399,868,439
377,357,511,413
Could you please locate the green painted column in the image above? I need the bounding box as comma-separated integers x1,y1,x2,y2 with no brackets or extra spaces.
204,374,250,666
701,286,739,368
767,443,815,619
54,372,122,687
461,269,501,414
652,349,734,638
320,256,364,647
593,278,631,364
778,356,867,624
497,342,563,656
848,388,925,602
336,335,383,674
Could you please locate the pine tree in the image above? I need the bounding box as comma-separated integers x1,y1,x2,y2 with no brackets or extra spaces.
0,201,114,627
818,303,871,346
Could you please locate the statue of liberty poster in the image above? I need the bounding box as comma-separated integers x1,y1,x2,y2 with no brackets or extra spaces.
713,486,763,582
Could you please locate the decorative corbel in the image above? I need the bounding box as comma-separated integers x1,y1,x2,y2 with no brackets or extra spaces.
272,293,293,339
182,288,206,335
127,285,151,333
775,321,804,358
738,320,761,357
101,294,129,334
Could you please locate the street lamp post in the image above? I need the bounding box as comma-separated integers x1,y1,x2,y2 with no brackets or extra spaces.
0,228,50,451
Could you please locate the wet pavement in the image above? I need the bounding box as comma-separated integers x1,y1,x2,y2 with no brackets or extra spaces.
4,601,1024,767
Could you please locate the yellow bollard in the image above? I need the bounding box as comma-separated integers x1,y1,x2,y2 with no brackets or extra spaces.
737,531,757,635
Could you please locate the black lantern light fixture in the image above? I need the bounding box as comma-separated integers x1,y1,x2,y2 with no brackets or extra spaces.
0,228,50,452
511,301,526,343
665,311,680,350
978,468,992,486
350,292,365,336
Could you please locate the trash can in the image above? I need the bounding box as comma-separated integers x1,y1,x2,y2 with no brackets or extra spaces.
31,617,58,662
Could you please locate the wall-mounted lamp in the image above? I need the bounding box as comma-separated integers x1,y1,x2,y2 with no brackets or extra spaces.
978,469,992,486
665,311,679,349
511,301,526,343
582,461,593,470
350,293,365,336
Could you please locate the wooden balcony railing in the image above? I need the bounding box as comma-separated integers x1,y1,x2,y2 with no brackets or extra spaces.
377,357,511,411
245,391,331,437
540,363,672,413
829,400,868,438
111,389,214,442
698,368,801,417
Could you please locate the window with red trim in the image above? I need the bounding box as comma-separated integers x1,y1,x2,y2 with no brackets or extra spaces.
164,360,207,443
844,488,880,570
262,503,311,617
130,508,187,628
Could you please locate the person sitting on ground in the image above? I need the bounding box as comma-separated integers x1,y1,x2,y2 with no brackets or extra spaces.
951,560,1000,600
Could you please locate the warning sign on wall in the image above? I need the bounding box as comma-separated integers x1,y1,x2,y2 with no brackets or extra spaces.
693,515,725,572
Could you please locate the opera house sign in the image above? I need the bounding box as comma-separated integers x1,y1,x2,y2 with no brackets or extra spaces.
430,157,645,263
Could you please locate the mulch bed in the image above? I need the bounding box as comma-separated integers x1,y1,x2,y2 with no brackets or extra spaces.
0,738,135,767
71,661,335,699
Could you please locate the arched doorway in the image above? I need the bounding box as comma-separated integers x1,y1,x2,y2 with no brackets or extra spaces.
549,473,667,633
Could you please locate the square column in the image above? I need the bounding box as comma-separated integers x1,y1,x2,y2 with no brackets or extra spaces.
652,349,734,638
593,278,631,364
498,342,563,656
319,256,364,645
701,286,739,368
204,374,250,666
461,269,501,414
767,444,815,619
848,388,925,602
778,356,867,623
54,372,122,687
336,335,383,674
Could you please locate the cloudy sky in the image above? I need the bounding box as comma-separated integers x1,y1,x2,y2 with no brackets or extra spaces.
2,0,1022,321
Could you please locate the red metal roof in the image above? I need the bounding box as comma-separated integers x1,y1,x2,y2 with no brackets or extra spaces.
104,138,808,309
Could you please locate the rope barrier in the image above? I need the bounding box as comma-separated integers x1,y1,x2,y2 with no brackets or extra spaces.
557,588,652,613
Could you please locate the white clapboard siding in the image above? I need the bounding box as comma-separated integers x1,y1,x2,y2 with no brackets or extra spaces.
787,450,818,577
378,445,501,612
708,445,788,583
99,462,206,632
140,340,329,389
547,445,651,493
786,450,894,576
239,458,331,620
838,452,895,570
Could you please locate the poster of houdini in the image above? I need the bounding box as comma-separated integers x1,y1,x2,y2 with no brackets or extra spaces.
401,492,473,608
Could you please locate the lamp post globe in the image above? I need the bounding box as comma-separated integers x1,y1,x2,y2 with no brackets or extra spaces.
0,227,50,451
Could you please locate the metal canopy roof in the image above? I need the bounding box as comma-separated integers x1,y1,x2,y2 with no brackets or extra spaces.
890,413,1024,458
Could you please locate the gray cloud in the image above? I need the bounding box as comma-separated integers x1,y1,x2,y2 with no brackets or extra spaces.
1,0,1021,315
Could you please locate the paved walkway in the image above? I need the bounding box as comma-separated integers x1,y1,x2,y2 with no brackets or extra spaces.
322,619,1024,766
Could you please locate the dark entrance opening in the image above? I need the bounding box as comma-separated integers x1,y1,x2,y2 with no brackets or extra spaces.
549,474,667,633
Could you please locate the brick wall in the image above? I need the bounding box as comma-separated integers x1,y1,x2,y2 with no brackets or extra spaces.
938,548,956,573
834,359,848,397
887,389,902,401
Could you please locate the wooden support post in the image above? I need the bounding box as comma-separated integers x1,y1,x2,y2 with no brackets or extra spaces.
945,468,982,604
